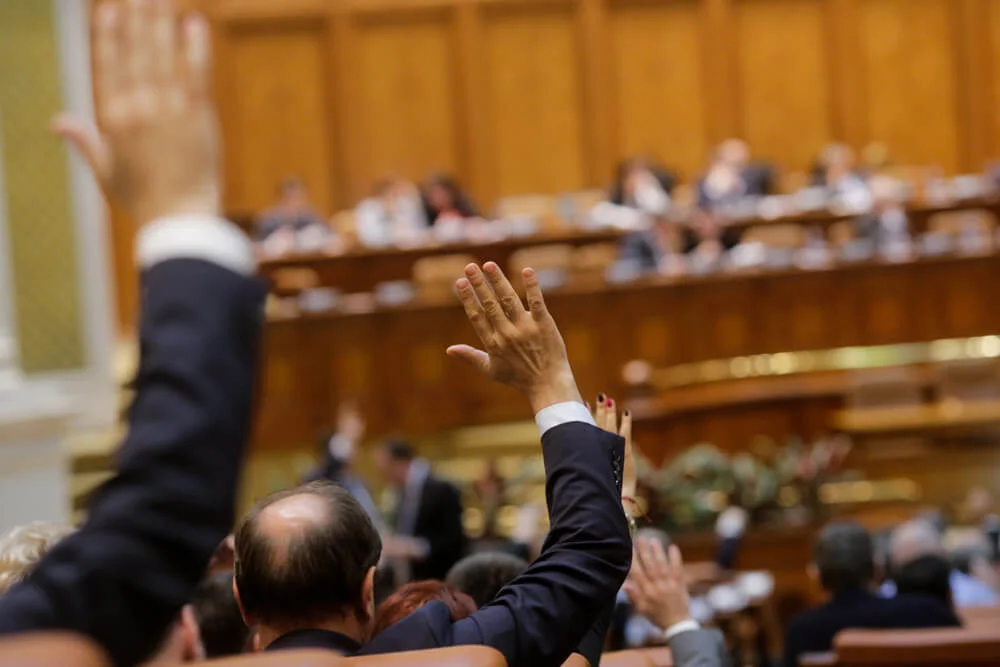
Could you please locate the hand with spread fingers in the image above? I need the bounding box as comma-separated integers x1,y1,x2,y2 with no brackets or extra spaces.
52,0,220,226
625,538,693,632
447,262,581,413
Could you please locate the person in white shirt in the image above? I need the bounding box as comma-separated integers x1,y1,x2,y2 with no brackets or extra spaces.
354,177,429,248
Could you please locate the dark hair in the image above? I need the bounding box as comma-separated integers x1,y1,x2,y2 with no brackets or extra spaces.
895,554,954,610
371,580,477,637
190,572,251,658
234,482,382,627
814,522,875,593
422,173,478,218
445,552,528,608
383,440,415,462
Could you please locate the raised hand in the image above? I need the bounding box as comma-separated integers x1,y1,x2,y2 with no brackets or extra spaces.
52,0,220,227
594,395,636,498
625,539,692,631
447,262,581,413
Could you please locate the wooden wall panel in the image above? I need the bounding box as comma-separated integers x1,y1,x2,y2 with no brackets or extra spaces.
733,0,831,170
481,5,587,200
223,22,335,214
354,12,461,193
987,0,1000,158
859,0,961,172
608,0,708,178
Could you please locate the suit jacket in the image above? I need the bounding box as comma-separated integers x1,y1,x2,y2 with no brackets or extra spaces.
0,259,265,667
782,588,961,667
619,231,662,273
670,629,729,667
358,422,631,667
403,475,467,581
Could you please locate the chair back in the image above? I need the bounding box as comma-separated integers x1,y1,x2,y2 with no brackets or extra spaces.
927,209,998,237
833,627,1000,666
494,195,563,231
509,244,574,280
571,242,619,286
270,268,321,295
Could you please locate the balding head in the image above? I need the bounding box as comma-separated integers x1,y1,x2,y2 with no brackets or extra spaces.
890,519,944,570
234,482,382,631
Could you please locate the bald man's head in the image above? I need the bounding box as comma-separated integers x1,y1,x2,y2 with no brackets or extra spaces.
234,482,382,629
890,519,943,570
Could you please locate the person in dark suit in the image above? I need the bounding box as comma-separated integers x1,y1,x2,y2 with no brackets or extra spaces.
609,157,676,216
697,139,773,209
0,3,266,665
232,262,632,667
783,522,961,667
375,441,466,582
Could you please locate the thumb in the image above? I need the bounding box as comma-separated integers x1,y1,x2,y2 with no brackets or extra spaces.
446,345,491,375
51,114,111,187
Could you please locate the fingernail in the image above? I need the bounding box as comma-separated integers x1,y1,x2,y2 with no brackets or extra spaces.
624,409,630,416
598,393,606,403
608,399,614,407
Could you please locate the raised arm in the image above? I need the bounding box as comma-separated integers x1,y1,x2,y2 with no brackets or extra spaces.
0,3,265,665
447,263,633,666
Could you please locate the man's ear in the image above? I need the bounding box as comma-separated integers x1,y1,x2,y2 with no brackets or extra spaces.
362,566,377,623
232,578,255,626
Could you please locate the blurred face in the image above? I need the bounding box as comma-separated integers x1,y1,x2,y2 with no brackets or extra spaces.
719,140,749,168
281,184,309,212
375,449,408,487
426,183,454,212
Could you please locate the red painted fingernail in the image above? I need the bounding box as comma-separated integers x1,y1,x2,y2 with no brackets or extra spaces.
624,409,630,416
608,399,614,407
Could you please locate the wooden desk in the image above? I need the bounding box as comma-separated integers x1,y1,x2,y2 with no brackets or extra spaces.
255,198,1000,294
254,250,1000,450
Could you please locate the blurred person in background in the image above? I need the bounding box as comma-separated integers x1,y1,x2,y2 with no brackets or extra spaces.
376,441,466,582
446,552,528,608
893,554,955,612
304,402,383,531
422,172,479,225
853,174,908,247
355,177,429,248
609,157,676,217
784,522,959,667
618,213,687,275
191,571,252,658
881,519,998,607
697,139,772,209
255,176,332,253
812,143,872,212
0,522,75,596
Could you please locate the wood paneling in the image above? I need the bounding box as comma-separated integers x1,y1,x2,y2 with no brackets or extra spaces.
734,0,831,170
222,22,335,214
859,0,961,171
609,0,708,177
355,12,461,189
106,0,1000,331
481,5,586,200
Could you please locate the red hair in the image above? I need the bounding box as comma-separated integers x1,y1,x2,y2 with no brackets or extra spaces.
371,580,477,637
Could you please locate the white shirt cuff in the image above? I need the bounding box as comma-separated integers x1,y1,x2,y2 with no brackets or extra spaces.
534,401,596,436
137,214,256,275
663,619,700,641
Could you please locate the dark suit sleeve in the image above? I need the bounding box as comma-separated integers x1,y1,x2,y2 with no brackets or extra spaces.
450,422,632,667
0,259,265,667
572,600,614,666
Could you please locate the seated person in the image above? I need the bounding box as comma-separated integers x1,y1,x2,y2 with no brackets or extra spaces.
618,214,684,274
697,139,772,209
355,177,429,248
881,519,999,607
0,522,75,596
422,172,479,226
853,174,908,247
609,157,675,216
255,176,331,251
371,580,477,637
812,143,872,211
784,521,960,667
894,554,955,612
446,552,528,608
191,571,252,658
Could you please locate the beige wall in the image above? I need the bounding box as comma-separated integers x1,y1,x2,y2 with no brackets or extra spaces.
0,1,84,372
